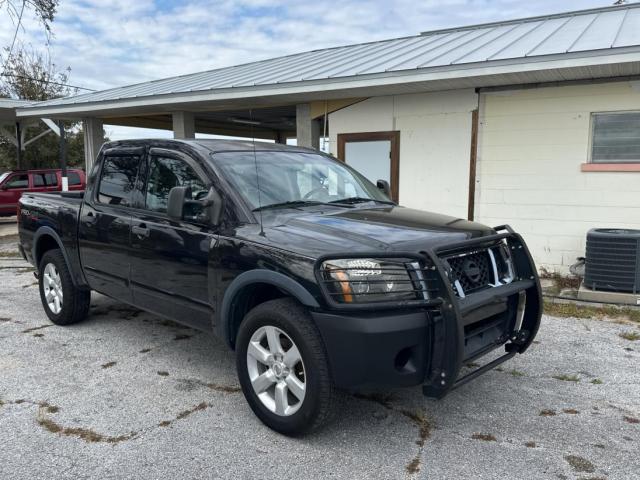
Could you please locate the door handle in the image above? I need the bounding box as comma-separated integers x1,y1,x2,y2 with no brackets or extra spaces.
84,210,98,224
132,224,150,238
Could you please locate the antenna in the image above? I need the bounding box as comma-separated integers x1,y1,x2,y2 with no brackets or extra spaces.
250,108,266,237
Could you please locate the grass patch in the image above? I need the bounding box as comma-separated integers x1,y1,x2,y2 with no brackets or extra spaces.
563,408,580,415
402,409,431,475
590,378,603,385
624,416,639,424
524,441,536,448
174,334,194,341
406,457,421,474
544,300,640,323
101,361,116,369
539,269,582,295
564,455,596,474
38,417,135,443
507,369,525,377
157,371,169,377
21,325,52,334
553,374,580,382
471,433,497,442
0,250,20,258
539,409,556,417
619,331,640,341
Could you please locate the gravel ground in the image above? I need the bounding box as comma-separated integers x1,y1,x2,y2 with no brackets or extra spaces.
0,235,638,480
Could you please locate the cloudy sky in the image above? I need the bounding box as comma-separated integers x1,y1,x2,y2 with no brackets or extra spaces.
0,0,617,139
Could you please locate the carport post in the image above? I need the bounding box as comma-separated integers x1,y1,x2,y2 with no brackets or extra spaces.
58,120,68,191
172,111,196,139
83,117,104,174
274,131,287,144
296,104,320,149
15,121,23,169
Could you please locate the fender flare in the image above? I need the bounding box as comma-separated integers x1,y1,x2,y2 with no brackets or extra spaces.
221,269,319,348
32,227,78,286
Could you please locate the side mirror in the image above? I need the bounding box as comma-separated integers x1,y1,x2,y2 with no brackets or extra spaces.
167,185,223,226
376,179,391,198
167,186,191,220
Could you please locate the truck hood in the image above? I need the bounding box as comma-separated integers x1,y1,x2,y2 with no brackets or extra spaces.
249,205,495,257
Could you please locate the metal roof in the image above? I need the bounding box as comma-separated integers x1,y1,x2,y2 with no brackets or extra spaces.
17,3,640,117
0,98,33,122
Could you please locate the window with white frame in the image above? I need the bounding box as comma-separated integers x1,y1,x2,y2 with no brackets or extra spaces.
591,112,640,164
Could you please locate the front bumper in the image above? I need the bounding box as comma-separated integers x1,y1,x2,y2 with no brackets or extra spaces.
312,226,542,397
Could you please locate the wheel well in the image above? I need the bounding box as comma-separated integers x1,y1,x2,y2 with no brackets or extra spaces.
35,234,60,267
228,282,288,349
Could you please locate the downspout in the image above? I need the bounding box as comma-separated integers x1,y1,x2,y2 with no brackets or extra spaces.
467,92,481,221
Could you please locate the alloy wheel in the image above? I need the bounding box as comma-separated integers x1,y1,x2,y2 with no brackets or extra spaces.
43,263,63,315
246,325,306,416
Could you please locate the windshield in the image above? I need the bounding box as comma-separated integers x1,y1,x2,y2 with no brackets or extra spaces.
211,151,391,210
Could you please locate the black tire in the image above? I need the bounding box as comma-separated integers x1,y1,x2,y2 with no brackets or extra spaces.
38,249,91,325
236,298,335,435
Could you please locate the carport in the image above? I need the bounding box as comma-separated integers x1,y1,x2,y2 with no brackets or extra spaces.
15,95,364,172
12,3,640,177
0,98,62,170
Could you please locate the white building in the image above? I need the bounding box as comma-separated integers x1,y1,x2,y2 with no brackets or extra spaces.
12,3,640,273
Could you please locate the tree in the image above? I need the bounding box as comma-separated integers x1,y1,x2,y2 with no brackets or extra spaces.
0,45,85,171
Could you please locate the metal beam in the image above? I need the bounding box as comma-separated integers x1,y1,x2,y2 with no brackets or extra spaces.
41,118,61,136
83,117,104,173
296,104,320,149
22,128,54,148
59,120,68,191
172,111,195,139
16,122,23,169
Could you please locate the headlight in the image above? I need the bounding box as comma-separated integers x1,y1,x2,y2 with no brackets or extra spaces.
320,258,425,304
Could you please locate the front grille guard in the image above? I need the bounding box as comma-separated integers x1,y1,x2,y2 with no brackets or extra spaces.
313,225,542,398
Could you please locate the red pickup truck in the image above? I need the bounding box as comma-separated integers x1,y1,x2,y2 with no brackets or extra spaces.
0,169,86,217
0,168,86,217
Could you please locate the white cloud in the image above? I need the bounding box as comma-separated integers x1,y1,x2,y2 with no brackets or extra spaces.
0,0,615,139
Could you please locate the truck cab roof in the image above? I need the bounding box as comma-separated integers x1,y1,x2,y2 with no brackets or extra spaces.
102,138,318,155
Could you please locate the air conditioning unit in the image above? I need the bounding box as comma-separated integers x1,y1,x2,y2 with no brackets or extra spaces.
584,228,640,294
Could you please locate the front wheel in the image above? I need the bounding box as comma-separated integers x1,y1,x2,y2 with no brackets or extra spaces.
38,249,91,325
236,298,335,435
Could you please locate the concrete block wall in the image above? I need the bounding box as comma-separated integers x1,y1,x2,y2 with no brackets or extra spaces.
329,90,477,219
476,81,640,272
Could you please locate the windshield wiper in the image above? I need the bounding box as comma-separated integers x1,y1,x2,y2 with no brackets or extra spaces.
252,200,354,212
329,197,396,206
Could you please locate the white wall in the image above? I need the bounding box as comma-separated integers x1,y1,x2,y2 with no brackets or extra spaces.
476,81,640,272
329,90,478,218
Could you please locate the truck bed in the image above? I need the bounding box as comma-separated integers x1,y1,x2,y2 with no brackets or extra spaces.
18,191,86,286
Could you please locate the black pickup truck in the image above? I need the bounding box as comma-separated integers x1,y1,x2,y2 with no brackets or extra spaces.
18,139,541,434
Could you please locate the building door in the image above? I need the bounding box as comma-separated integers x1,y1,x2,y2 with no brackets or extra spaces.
337,131,400,202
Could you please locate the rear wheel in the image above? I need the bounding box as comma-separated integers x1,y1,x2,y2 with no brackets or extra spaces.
236,298,335,435
38,249,90,325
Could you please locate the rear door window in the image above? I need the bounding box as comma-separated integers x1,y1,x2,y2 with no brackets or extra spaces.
33,173,46,187
45,172,58,186
33,172,59,187
68,171,82,186
5,174,28,189
97,156,140,206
